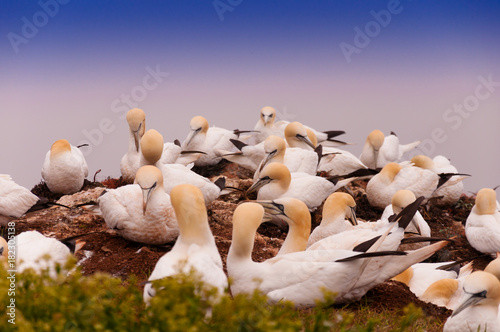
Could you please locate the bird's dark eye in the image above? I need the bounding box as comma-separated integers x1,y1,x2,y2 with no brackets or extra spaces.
478,290,487,298
274,202,285,213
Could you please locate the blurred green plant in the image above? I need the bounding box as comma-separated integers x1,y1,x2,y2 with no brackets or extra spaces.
0,261,442,332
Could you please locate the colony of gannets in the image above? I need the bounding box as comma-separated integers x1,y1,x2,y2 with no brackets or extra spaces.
4,106,498,328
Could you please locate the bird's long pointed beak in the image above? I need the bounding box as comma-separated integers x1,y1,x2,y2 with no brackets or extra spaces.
185,128,200,148
246,177,271,197
348,207,358,226
133,122,143,152
259,150,277,173
255,200,288,227
141,186,155,215
410,217,421,235
297,134,316,149
451,293,485,317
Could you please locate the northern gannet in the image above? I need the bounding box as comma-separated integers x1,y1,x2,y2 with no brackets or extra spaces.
443,271,500,332
246,162,355,211
359,130,420,169
16,230,82,278
365,162,463,209
143,184,227,304
41,139,88,194
141,129,225,204
411,155,465,205
0,174,39,225
120,108,146,183
465,188,500,257
227,202,447,307
181,115,237,166
99,165,179,244
256,197,311,255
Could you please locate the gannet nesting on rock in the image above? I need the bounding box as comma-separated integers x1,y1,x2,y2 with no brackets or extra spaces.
443,271,500,332
144,184,227,304
246,162,356,211
0,174,39,225
41,139,88,194
365,162,464,209
410,155,465,205
465,188,500,257
359,130,420,169
16,230,82,278
120,108,146,183
99,165,179,244
227,202,447,307
141,129,225,204
181,115,237,166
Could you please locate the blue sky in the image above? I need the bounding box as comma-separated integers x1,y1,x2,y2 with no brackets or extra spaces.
1,1,499,191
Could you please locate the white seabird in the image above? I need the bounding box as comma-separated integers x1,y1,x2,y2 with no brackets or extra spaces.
0,174,39,225
181,115,237,166
465,188,500,257
41,139,88,194
99,165,179,244
120,108,146,183
143,184,227,304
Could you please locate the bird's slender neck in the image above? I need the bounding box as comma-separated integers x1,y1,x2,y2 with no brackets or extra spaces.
228,223,255,261
279,222,310,255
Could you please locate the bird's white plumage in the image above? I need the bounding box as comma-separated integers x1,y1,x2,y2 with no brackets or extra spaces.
181,116,237,166
465,188,500,256
443,271,500,332
318,146,368,176
16,230,72,278
248,163,354,211
42,139,88,194
99,165,179,244
143,184,227,304
0,174,39,225
120,108,146,183
141,129,223,204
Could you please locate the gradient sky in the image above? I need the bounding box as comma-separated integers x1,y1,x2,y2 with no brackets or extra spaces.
1,1,499,193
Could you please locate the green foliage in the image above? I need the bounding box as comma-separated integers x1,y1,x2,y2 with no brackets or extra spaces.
0,263,441,332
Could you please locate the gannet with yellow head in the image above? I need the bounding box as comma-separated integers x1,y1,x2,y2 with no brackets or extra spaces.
120,108,146,183
443,271,500,332
140,129,225,204
143,184,227,304
99,165,179,244
465,188,500,257
41,139,88,194
181,115,237,166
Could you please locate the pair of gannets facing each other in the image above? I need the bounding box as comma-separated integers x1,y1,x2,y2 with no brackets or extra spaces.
41,139,88,195
443,271,500,332
365,162,467,209
0,174,39,225
120,108,146,183
359,130,420,170
140,129,225,204
13,230,84,278
246,162,357,211
181,115,238,166
99,165,179,245
465,188,500,257
144,184,227,304
410,155,465,205
253,106,346,147
227,201,448,307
